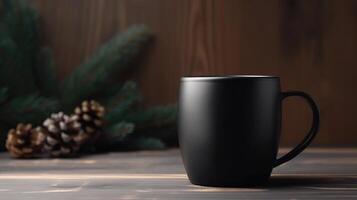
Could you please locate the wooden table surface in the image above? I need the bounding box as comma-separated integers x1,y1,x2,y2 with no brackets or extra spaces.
0,148,356,199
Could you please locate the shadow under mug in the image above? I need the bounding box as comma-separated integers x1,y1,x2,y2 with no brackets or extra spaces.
178,75,320,187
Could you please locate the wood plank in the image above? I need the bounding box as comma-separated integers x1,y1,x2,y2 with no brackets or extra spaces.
0,148,357,199
29,0,357,145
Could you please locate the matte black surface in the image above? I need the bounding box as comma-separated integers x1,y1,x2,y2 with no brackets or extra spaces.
178,76,320,187
274,91,320,167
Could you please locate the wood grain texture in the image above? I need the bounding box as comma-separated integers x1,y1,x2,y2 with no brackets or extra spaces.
29,0,357,146
1,149,357,199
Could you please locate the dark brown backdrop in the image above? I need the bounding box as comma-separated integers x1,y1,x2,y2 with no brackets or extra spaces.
30,0,357,146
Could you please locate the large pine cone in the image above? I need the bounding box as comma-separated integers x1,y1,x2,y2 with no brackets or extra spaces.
42,112,86,157
5,124,46,158
74,100,105,142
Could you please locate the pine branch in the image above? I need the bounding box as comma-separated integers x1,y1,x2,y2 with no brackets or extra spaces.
103,121,135,143
61,25,153,110
0,0,176,153
95,121,135,151
0,122,10,151
32,47,58,96
126,104,177,130
133,124,178,147
120,137,166,151
105,81,141,125
0,94,60,126
0,0,39,46
0,87,8,104
0,0,41,96
86,82,122,105
124,105,178,147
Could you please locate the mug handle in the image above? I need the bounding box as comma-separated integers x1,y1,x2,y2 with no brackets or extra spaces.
274,91,320,167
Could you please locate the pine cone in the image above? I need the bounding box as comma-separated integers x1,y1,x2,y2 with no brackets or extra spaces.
74,100,105,142
42,112,86,157
5,124,46,158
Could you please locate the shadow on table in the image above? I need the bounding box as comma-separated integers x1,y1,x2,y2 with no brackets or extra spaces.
267,175,357,189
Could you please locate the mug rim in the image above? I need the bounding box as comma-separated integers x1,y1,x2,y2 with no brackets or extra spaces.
181,75,278,81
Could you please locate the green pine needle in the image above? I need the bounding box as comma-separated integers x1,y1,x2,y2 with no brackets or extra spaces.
0,0,177,152
61,25,153,110
0,94,59,126
104,121,135,143
0,0,40,95
0,123,10,151
126,104,177,129
122,137,166,151
105,81,141,125
0,87,8,104
33,48,59,96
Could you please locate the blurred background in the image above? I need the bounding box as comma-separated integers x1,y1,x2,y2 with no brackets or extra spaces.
25,0,357,147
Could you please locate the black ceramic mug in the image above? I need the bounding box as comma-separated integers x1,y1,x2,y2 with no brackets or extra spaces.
178,75,319,187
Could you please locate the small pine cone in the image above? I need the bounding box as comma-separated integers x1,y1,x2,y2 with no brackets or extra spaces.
5,124,46,158
74,100,105,141
42,112,86,157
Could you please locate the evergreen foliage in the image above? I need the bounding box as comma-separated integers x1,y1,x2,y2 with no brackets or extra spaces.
0,0,177,151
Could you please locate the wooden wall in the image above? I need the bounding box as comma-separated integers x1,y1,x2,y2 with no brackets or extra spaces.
30,0,357,146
